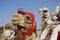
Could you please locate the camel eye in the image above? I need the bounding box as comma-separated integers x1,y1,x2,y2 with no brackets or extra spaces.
26,16,30,20
43,10,48,13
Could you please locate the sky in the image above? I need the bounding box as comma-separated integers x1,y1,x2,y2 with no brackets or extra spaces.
0,0,60,29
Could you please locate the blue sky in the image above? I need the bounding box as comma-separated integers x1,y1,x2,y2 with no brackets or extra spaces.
0,0,60,29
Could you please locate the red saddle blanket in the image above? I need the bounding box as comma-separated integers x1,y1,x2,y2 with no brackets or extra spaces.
57,32,60,40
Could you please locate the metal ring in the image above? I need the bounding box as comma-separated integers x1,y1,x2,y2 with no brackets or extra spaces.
18,8,24,11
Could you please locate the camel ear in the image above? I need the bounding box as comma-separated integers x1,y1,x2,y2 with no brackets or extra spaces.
38,8,43,15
